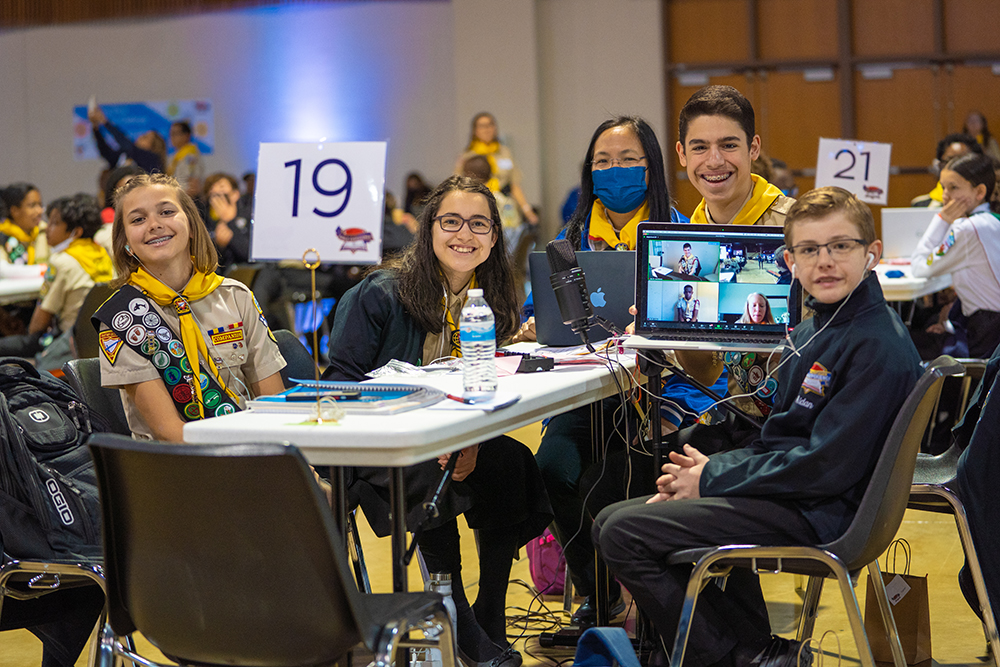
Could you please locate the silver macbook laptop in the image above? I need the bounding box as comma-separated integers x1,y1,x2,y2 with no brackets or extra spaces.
529,250,635,347
627,223,800,352
880,208,936,259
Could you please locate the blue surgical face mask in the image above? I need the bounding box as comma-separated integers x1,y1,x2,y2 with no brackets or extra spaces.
592,166,648,214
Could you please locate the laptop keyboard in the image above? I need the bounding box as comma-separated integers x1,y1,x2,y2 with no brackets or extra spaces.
646,331,782,345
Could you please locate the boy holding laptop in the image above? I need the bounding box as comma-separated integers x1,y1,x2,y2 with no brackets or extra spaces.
594,187,923,667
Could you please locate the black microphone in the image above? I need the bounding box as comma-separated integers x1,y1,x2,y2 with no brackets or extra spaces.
546,239,593,342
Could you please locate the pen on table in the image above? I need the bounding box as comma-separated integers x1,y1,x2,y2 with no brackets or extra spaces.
446,393,482,405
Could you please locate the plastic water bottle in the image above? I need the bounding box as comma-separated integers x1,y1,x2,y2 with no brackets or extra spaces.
460,288,497,397
414,572,457,667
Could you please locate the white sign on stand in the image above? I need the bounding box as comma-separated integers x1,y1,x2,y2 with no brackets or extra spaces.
815,138,892,206
252,141,387,263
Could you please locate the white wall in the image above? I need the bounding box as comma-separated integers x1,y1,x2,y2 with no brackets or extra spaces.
0,0,666,242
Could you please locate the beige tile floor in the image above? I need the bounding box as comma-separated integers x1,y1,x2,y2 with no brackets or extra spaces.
5,423,992,666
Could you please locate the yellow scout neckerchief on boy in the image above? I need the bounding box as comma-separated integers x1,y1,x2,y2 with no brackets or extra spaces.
690,174,783,225
468,140,501,192
588,200,650,251
443,273,479,358
64,238,113,282
168,143,199,176
129,264,238,417
0,220,39,264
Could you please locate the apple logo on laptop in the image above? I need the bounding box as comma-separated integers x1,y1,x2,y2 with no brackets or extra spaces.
590,288,606,307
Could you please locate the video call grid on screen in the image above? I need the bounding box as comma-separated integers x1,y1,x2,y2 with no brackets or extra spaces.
637,225,792,332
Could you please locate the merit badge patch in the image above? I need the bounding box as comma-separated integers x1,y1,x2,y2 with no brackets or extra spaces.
99,330,124,365
128,298,149,317
801,362,832,397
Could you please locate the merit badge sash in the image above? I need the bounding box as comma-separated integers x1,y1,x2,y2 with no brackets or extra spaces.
92,285,240,422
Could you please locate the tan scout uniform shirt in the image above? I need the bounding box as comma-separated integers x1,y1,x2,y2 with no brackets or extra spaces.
40,251,95,332
99,278,285,439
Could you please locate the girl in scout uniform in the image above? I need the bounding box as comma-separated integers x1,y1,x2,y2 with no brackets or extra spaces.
96,173,285,441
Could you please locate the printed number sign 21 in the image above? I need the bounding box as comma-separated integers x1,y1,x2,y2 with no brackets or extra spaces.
252,142,387,264
815,138,892,206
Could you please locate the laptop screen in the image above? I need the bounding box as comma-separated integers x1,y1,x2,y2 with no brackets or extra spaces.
635,223,799,338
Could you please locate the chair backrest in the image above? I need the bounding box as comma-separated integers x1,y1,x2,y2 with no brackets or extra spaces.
88,434,369,667
61,358,131,436
225,264,261,290
71,283,116,359
273,328,319,386
827,355,965,569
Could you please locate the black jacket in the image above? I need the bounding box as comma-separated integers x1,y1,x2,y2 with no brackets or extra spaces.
701,272,923,543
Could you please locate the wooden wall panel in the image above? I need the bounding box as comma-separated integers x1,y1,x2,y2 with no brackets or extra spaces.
757,71,841,171
855,68,938,167
944,0,1000,55
758,0,838,61
851,0,936,57
949,65,1000,136
668,0,749,64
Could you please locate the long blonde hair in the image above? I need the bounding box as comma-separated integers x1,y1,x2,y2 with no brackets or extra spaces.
110,173,217,288
738,292,775,324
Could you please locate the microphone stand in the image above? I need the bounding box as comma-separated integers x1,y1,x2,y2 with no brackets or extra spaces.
403,447,461,567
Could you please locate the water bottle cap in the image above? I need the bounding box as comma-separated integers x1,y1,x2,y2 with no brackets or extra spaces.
467,288,484,297
429,572,453,581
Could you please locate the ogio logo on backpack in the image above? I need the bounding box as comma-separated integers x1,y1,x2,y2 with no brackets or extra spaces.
45,479,74,525
28,409,49,423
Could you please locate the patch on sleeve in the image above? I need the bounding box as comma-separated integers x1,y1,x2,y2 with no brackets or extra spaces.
801,362,832,396
99,329,124,365
251,295,270,329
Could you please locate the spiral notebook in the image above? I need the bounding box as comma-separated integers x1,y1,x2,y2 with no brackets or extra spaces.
248,380,444,415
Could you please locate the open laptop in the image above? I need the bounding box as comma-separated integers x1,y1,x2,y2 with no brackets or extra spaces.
880,208,935,259
627,223,801,352
529,250,635,346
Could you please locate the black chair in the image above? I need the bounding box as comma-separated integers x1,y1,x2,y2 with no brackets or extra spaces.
909,359,999,664
666,356,964,667
71,283,116,359
273,328,319,386
62,358,131,436
88,434,455,667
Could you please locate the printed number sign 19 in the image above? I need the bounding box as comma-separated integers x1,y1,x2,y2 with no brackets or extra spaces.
252,142,387,263
815,138,892,206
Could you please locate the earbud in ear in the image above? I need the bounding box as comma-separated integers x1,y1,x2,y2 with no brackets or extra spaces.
790,263,796,280
866,253,875,269
125,245,133,256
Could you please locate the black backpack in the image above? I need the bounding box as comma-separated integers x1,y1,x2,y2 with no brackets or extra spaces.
0,357,111,563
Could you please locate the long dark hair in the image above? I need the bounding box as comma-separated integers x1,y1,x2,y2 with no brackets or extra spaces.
564,116,671,250
944,153,999,213
382,175,520,341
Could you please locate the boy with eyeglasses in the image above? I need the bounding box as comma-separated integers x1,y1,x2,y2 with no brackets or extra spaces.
593,187,923,667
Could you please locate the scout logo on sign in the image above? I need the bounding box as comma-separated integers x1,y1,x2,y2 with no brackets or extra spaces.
99,330,124,364
208,322,244,346
801,362,832,397
336,226,374,253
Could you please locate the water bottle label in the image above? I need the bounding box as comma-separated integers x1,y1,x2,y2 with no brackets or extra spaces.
460,324,495,343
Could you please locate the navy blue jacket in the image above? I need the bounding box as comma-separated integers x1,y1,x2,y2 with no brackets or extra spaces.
701,272,923,543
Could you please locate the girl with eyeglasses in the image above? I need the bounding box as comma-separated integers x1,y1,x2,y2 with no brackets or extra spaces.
324,176,551,667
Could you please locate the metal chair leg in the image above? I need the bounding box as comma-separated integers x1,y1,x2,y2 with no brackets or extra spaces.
347,509,372,594
795,576,824,643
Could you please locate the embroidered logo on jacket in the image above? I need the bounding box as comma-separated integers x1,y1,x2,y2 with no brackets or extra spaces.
99,329,124,365
801,362,832,397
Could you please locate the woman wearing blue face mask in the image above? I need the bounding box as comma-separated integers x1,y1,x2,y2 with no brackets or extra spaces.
563,116,686,251
514,117,690,628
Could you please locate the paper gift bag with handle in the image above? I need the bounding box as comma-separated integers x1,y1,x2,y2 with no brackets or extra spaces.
864,539,932,666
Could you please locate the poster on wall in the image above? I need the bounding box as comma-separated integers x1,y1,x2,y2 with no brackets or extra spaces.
72,100,214,161
252,141,387,264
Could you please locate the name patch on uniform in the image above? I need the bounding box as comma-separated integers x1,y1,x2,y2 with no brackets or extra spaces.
801,362,832,397
208,322,244,345
99,330,124,365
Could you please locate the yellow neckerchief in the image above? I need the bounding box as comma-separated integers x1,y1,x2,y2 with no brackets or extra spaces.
168,143,199,176
588,200,650,250
468,139,501,192
0,219,39,264
129,264,237,418
442,273,479,358
690,174,782,225
928,182,944,204
63,238,113,282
